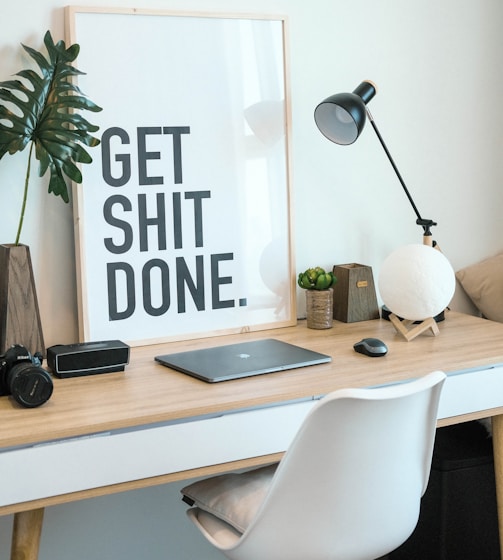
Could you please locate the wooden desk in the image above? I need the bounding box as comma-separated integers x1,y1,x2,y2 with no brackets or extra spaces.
3,311,503,559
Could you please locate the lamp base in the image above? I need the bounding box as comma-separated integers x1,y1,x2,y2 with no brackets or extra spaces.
389,313,439,342
381,305,445,323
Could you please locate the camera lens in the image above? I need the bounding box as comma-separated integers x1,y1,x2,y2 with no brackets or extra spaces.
8,363,53,408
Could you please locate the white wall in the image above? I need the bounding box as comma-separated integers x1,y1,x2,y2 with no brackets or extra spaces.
1,0,502,558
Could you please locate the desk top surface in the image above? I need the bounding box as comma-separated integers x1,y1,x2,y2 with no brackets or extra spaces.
1,311,503,449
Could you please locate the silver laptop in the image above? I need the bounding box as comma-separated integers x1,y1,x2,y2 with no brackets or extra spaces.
155,338,331,383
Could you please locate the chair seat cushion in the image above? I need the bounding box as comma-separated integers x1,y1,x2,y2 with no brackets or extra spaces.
181,463,277,533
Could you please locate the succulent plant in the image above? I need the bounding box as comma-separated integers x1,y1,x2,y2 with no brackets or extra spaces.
297,267,337,290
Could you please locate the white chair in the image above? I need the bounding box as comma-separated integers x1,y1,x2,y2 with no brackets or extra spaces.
181,370,446,560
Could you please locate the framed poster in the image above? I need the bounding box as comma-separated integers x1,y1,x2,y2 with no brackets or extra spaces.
66,7,295,345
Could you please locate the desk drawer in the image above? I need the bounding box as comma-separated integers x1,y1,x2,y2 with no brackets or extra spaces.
0,399,316,507
439,365,503,419
3,364,502,508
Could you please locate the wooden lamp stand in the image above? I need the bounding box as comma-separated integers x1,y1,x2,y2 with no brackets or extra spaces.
388,313,439,342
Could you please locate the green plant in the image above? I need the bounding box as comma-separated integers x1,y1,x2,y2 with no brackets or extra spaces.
297,267,337,290
0,30,102,245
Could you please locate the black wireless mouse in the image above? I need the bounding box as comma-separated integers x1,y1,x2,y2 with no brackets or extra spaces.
353,338,388,357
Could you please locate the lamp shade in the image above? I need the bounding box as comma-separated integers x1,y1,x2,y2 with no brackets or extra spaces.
378,244,455,321
314,81,376,145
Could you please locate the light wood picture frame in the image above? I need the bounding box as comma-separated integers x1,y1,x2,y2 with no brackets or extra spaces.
65,7,295,346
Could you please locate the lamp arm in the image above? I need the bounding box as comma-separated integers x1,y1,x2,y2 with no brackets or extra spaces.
365,108,437,245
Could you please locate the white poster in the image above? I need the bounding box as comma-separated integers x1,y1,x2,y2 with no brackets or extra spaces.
67,8,295,345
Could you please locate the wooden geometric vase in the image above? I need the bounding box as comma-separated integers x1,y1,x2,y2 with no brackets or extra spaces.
0,244,45,356
332,263,380,323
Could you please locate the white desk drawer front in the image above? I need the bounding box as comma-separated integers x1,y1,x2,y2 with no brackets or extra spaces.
0,399,316,507
438,365,503,419
2,364,502,508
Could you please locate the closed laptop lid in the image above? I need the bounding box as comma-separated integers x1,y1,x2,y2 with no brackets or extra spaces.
155,338,331,383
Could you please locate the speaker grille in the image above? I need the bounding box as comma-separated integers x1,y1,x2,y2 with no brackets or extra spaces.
47,340,130,378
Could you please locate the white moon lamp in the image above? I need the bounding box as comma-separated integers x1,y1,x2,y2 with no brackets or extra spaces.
378,244,455,340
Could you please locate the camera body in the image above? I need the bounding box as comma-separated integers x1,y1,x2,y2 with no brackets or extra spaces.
0,344,53,408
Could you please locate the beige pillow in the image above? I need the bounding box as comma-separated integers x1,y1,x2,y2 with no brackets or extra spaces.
181,463,277,533
456,252,503,322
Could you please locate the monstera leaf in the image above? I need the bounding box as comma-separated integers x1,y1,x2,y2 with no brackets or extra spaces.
0,30,102,244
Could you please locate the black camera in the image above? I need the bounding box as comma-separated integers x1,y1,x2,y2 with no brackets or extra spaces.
0,345,53,408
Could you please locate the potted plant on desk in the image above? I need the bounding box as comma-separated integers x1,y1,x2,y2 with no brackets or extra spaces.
0,30,102,355
298,267,337,329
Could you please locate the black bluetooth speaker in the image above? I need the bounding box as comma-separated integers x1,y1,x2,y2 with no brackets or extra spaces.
47,340,130,378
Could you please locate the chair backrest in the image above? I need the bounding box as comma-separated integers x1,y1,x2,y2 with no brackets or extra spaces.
226,370,446,560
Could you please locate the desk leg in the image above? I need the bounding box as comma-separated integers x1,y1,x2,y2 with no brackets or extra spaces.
492,414,503,559
10,508,44,560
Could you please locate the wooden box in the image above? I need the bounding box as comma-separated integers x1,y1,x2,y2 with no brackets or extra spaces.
332,263,380,323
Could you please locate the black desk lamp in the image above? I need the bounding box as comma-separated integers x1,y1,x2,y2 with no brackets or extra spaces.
314,80,437,247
